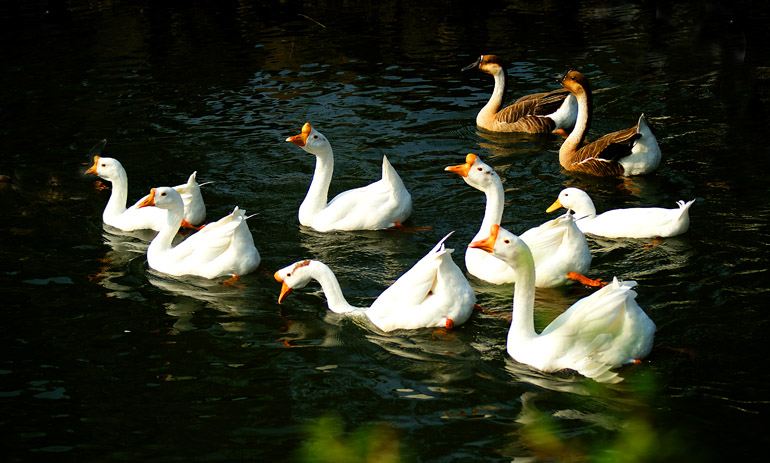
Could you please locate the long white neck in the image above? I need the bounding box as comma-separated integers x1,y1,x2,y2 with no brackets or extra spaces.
308,261,362,314
298,148,334,226
475,179,505,240
559,90,591,168
477,69,505,125
506,244,538,347
147,202,184,261
103,169,129,222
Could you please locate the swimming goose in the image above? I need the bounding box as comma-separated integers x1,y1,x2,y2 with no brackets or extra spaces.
445,154,593,287
285,123,412,232
274,232,476,332
557,70,661,176
547,187,695,238
470,224,655,383
85,156,207,231
462,54,577,133
137,187,260,279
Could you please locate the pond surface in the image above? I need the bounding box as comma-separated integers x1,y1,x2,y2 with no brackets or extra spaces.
2,1,769,461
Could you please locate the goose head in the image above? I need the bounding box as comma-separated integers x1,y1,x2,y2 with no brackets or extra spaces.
546,187,595,216
558,70,591,97
84,156,126,182
445,153,500,191
469,223,529,265
285,123,332,157
137,186,184,211
274,260,314,303
462,54,505,77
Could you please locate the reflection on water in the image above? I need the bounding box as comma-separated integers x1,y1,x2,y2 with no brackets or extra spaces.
2,0,770,462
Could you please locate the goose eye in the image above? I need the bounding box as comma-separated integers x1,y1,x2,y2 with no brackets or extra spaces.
286,273,291,277
477,167,482,171
312,135,318,139
161,192,167,197
101,163,106,167
504,239,510,244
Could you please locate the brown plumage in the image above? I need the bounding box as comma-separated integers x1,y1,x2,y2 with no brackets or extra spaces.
557,70,661,177
463,55,577,134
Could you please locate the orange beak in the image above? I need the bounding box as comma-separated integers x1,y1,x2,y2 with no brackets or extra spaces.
468,224,499,253
444,153,478,178
85,156,100,175
137,188,156,208
274,271,293,304
546,198,563,213
285,122,312,147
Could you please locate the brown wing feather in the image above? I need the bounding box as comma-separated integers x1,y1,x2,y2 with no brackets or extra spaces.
570,125,641,176
499,89,571,123
572,156,626,176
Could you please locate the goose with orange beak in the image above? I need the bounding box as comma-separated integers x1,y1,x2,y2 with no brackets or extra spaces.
136,186,259,279
469,224,656,383
285,122,412,232
84,141,208,231
446,153,598,288
274,232,475,332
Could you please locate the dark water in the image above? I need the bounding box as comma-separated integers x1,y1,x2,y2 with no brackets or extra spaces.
2,1,769,461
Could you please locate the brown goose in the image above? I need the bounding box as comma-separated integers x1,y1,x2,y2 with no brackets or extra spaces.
557,70,661,176
462,54,577,133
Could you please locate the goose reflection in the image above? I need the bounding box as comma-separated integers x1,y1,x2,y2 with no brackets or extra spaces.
88,227,154,300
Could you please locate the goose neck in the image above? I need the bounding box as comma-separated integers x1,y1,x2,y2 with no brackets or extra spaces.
506,247,538,344
310,261,359,314
478,179,505,238
479,69,506,122
103,170,129,220
559,89,592,167
299,149,334,224
148,204,184,257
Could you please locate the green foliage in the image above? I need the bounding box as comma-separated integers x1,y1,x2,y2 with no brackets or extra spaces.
296,414,403,463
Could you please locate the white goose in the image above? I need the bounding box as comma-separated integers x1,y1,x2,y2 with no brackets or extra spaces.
85,155,207,231
445,154,595,288
470,224,656,383
285,123,412,232
137,187,260,279
462,54,577,133
274,232,476,332
547,187,695,239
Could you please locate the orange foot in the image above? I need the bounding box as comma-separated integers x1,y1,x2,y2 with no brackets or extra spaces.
94,180,110,191
180,220,205,231
644,237,662,248
222,274,245,288
567,272,608,287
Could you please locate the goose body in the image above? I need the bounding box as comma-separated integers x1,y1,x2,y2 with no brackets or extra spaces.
137,187,260,279
463,55,577,133
470,224,655,383
85,156,207,231
274,232,476,332
557,70,661,176
548,187,695,239
446,154,591,287
285,123,412,232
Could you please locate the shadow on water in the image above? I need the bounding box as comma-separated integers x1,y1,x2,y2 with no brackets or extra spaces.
2,0,770,462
